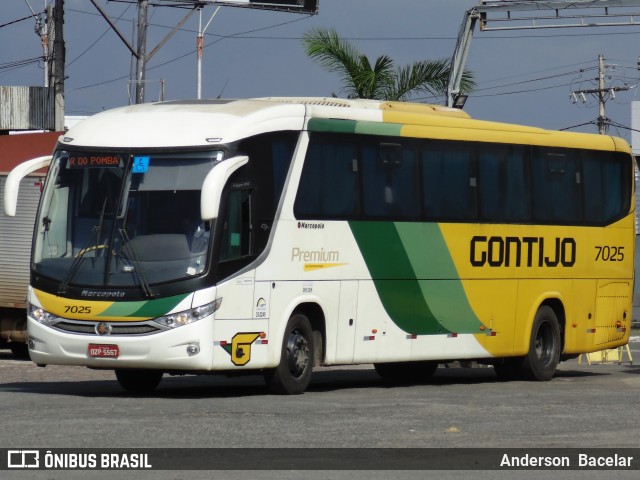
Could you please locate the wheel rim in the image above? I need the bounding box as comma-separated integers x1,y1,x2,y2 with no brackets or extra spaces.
535,322,555,366
286,328,310,379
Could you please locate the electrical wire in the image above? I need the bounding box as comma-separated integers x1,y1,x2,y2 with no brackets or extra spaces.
559,121,597,131
0,13,38,29
0,56,43,72
66,4,133,69
72,10,314,92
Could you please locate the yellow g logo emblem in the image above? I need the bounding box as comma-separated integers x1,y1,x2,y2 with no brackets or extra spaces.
222,332,260,366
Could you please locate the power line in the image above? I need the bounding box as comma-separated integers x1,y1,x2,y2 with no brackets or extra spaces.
0,13,38,29
66,4,133,69
474,68,596,93
72,9,314,92
0,56,43,72
473,81,574,98
607,119,640,134
65,6,640,41
559,121,597,131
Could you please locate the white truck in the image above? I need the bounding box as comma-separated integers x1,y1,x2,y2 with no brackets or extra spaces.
0,132,59,357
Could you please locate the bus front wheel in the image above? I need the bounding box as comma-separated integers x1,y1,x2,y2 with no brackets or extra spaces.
264,313,314,395
519,305,561,381
115,369,163,393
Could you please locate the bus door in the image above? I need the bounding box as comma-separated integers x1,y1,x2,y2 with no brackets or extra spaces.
334,280,358,363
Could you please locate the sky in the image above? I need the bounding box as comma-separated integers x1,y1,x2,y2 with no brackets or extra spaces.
2,0,640,144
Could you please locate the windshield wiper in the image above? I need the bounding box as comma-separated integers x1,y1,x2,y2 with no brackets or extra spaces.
58,199,108,295
117,228,154,298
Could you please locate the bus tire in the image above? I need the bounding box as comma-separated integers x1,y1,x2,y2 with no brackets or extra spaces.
264,313,314,395
374,361,438,383
518,305,561,381
115,369,163,393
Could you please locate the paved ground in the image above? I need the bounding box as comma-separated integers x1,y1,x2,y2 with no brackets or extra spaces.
0,336,638,480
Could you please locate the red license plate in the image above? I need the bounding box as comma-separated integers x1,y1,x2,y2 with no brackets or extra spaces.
88,344,120,358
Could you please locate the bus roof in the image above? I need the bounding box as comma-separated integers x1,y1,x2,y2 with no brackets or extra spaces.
59,97,629,153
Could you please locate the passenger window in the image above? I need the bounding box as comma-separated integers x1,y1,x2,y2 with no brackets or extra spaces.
219,189,252,262
531,149,581,223
583,151,627,224
361,142,419,219
295,134,358,218
422,143,476,221
477,145,529,222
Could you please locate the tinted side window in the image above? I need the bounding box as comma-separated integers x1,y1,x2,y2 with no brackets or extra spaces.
583,151,628,224
294,130,631,227
295,133,358,218
216,131,297,281
477,145,529,222
422,143,476,221
531,148,581,223
361,142,419,219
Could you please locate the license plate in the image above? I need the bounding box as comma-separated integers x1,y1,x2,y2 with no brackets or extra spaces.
88,344,120,358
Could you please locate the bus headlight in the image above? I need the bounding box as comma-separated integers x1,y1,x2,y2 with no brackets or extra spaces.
153,298,221,329
28,303,59,326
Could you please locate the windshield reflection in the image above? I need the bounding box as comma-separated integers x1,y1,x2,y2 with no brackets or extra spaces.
34,149,222,292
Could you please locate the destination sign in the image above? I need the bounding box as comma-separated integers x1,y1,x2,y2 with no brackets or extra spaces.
66,155,124,169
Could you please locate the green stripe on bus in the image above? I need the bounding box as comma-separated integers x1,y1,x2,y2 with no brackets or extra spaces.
307,118,403,137
354,121,403,137
307,118,357,133
349,221,485,335
349,222,447,335
100,293,190,318
394,223,485,334
97,301,147,317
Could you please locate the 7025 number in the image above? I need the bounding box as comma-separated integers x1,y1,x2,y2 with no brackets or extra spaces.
595,246,624,262
64,305,92,314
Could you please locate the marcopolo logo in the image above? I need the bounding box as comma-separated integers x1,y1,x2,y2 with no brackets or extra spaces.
81,289,126,298
297,221,325,229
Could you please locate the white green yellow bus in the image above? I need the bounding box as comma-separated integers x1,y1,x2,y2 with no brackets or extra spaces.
3,97,634,394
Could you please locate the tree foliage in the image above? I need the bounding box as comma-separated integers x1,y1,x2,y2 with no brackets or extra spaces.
302,28,475,102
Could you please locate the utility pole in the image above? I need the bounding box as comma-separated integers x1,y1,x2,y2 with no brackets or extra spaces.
52,0,65,131
571,54,630,135
135,0,148,104
42,0,64,131
24,1,49,87
91,0,197,104
197,5,221,99
597,54,607,135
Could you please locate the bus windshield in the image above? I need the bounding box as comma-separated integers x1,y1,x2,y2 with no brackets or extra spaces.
33,149,223,292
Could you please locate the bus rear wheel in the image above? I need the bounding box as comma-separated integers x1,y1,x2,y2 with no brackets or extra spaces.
115,369,163,393
264,313,314,395
518,305,561,381
374,361,438,383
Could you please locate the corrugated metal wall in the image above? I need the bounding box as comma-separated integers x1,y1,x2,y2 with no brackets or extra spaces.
0,174,43,308
0,86,55,131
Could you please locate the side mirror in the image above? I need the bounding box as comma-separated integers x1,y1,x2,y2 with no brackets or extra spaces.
3,155,52,217
200,155,249,220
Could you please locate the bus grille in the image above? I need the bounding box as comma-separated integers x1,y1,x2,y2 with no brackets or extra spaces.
52,321,163,336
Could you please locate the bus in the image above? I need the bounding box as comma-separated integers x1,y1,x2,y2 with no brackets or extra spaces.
3,97,634,394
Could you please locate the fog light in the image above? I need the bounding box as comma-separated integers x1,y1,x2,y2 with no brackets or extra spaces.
28,339,35,349
186,344,200,356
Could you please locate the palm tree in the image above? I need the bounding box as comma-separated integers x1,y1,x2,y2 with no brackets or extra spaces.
302,28,475,102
